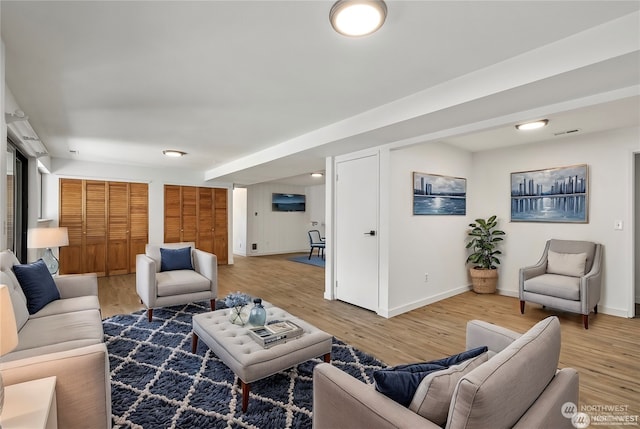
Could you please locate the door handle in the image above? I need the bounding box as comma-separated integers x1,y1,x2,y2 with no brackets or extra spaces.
364,230,376,236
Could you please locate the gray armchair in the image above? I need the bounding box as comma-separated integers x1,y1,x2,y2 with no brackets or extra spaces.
519,239,603,329
136,242,217,321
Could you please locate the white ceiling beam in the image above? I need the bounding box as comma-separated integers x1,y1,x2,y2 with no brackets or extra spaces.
204,11,640,182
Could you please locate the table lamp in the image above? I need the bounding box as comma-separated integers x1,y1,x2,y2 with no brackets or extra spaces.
27,227,69,275
0,284,19,421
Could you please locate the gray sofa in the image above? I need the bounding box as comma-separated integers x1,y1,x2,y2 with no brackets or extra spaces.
313,316,578,429
0,250,111,429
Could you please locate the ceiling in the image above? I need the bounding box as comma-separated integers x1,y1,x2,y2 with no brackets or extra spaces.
2,1,639,187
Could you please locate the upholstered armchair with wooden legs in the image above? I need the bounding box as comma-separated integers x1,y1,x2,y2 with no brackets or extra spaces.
136,242,217,322
519,239,603,329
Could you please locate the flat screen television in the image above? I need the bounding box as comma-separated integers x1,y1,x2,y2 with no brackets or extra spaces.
272,193,306,212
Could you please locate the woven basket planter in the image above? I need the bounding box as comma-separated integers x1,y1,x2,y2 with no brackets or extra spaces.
469,267,498,294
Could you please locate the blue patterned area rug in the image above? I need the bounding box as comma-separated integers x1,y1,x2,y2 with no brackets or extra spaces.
287,255,325,268
104,302,385,428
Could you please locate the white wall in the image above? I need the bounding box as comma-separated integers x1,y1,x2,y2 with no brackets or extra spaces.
305,184,326,236
233,187,247,256
43,157,234,262
386,142,474,315
245,182,313,255
336,127,638,319
471,127,640,317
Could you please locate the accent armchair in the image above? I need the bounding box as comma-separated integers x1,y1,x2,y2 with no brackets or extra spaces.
136,242,217,322
308,230,325,260
519,239,603,329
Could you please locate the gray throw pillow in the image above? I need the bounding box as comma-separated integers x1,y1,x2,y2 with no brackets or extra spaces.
408,351,489,425
547,250,587,277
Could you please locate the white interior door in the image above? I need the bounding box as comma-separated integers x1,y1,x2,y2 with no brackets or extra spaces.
335,153,379,311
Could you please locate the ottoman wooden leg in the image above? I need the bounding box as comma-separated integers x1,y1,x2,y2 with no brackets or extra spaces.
241,381,250,412
323,353,331,363
192,332,199,354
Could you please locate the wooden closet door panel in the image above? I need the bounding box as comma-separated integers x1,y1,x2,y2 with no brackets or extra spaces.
164,185,182,243
129,183,149,272
181,186,198,242
197,187,214,253
213,188,228,264
84,181,107,276
59,179,83,274
107,182,129,275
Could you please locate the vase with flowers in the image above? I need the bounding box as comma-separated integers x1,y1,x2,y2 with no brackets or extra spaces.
225,292,252,325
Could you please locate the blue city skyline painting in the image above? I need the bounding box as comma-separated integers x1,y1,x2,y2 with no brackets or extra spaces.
510,164,588,223
413,172,466,215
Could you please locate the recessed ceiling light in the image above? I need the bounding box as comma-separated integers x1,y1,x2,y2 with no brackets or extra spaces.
515,119,549,131
330,0,387,37
163,150,187,157
311,172,324,178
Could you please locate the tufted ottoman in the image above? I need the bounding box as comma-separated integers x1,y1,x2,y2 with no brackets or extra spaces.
191,301,332,412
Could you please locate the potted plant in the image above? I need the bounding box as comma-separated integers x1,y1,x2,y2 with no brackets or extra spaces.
465,215,505,293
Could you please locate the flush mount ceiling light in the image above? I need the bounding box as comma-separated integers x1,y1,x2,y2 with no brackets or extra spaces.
515,119,549,131
330,0,387,37
163,150,187,158
311,172,324,178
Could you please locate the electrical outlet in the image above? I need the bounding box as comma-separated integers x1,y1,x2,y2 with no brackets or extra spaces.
424,273,429,282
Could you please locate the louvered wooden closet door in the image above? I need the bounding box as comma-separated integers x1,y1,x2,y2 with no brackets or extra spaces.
181,186,198,243
164,185,182,243
84,181,107,276
213,188,228,264
59,179,83,274
163,185,228,264
129,183,148,272
197,187,214,253
107,182,129,275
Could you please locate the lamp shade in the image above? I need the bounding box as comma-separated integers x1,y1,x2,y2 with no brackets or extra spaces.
0,285,18,357
27,227,69,249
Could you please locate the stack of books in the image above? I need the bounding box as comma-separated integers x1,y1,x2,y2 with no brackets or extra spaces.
247,320,304,348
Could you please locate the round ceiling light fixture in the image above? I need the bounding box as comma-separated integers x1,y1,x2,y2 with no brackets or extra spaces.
515,119,549,131
330,0,387,37
311,172,324,178
163,150,187,157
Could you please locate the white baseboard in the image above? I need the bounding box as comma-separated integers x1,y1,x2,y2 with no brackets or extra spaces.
598,305,629,318
380,285,472,318
496,288,518,298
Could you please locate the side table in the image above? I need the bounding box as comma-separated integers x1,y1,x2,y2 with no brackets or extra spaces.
0,376,57,429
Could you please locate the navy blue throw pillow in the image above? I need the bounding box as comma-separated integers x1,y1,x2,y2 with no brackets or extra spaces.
160,247,193,272
373,346,488,406
12,259,60,314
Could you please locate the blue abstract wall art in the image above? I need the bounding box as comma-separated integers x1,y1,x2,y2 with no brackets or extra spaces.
510,164,588,223
413,172,466,215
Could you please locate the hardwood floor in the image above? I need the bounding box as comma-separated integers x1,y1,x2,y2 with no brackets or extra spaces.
100,253,640,423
